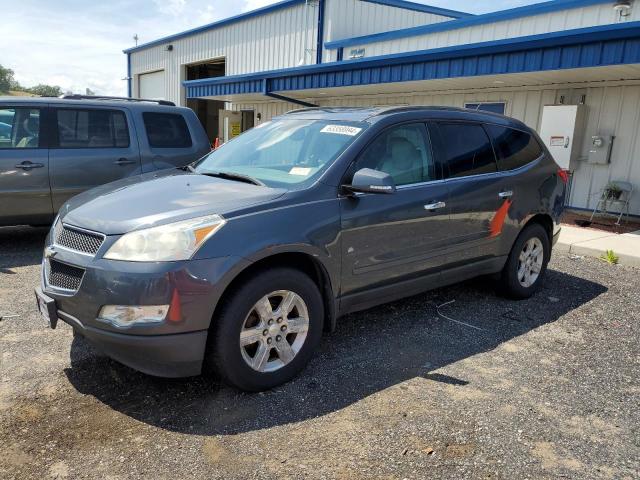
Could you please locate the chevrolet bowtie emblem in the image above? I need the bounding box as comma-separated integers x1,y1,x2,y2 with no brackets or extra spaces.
44,246,57,259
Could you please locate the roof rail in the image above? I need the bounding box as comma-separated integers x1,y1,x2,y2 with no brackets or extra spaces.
59,94,176,106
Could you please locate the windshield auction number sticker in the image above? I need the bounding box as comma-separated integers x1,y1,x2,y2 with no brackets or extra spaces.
320,125,362,136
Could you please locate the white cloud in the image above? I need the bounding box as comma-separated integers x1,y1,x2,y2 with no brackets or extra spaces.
153,0,187,16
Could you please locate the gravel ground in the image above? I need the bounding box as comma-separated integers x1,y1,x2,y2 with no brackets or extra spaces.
1,225,638,480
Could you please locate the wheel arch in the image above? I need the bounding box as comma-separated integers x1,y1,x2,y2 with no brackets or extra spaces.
210,249,338,334
524,213,554,244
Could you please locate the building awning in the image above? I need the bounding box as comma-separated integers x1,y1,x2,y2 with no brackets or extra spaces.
183,21,640,103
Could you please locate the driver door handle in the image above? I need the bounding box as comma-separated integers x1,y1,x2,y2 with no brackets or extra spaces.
499,190,514,199
424,201,446,211
15,161,44,170
114,158,136,166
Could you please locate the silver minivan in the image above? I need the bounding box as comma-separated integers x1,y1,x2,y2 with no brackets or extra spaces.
0,96,210,226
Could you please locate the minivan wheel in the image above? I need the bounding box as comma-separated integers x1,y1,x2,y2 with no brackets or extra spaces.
499,223,550,299
206,268,323,391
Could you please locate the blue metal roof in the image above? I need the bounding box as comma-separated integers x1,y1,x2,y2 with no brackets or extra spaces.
183,21,640,99
324,0,615,50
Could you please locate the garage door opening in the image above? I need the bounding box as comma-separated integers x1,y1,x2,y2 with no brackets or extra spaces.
138,70,166,100
186,59,226,144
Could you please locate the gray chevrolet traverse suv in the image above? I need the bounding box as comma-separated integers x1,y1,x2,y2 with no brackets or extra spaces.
36,106,566,391
0,95,210,226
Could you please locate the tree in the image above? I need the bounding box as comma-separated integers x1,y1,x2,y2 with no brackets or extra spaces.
28,84,63,97
0,64,17,93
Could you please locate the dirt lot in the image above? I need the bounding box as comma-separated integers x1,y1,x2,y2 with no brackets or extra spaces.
1,226,638,479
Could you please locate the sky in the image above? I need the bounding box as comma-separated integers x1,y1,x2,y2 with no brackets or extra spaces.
2,0,541,96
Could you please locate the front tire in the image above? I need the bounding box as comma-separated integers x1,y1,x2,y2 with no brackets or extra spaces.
499,223,550,299
206,268,324,391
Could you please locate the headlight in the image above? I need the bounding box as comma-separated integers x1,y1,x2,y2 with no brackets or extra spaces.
98,305,169,328
104,214,226,262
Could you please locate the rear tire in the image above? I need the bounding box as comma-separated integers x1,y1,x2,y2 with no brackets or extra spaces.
498,223,550,299
206,267,324,392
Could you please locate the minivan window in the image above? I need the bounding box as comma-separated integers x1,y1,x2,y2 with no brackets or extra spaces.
56,109,129,148
437,123,497,178
486,125,543,171
0,107,40,149
143,112,192,148
195,119,366,189
357,123,435,186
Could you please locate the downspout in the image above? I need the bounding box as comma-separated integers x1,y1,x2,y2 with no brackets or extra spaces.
262,78,317,107
316,0,326,65
126,53,132,98
265,92,318,108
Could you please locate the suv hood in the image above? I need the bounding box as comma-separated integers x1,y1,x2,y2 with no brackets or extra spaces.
60,170,286,235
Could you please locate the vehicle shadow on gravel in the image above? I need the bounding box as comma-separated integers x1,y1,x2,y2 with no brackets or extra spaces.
0,226,48,272
65,267,607,436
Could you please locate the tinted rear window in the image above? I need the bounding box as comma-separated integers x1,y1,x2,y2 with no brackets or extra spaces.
437,123,497,178
143,112,192,148
56,109,129,148
0,107,41,148
486,125,543,171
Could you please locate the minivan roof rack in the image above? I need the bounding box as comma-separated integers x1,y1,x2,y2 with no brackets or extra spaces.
59,94,176,106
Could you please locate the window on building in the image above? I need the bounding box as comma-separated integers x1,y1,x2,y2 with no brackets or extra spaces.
486,125,544,171
0,107,41,148
143,112,192,148
465,102,506,115
56,109,129,148
357,123,435,186
437,123,497,178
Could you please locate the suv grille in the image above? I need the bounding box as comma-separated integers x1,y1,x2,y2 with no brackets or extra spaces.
47,259,85,291
55,224,104,255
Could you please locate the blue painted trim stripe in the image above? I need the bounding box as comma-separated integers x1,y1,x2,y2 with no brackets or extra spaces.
182,22,640,99
325,0,614,50
360,0,471,18
123,0,306,54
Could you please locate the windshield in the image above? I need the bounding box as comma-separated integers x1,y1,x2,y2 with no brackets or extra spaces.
194,119,367,189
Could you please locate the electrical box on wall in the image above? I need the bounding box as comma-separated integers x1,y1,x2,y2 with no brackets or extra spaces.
539,104,587,171
588,135,615,165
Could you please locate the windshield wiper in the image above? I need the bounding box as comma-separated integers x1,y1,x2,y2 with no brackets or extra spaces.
180,164,197,173
199,170,265,187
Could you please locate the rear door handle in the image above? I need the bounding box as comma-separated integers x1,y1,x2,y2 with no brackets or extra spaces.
114,158,136,166
499,190,514,199
424,201,446,211
15,161,44,170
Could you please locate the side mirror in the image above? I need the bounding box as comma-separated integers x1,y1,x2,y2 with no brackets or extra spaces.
344,168,396,195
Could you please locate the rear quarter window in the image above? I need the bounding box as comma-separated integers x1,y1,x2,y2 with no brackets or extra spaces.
486,125,543,171
56,109,129,148
436,122,498,178
143,112,192,148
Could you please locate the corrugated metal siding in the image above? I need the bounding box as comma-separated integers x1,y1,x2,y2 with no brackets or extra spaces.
234,83,640,215
345,4,640,58
130,2,318,104
322,0,450,62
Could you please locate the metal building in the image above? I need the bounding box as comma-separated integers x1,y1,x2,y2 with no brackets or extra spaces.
126,0,640,216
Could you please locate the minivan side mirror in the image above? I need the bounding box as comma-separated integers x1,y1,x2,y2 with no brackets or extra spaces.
343,168,396,195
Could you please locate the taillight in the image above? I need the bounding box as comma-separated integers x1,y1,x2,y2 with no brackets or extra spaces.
557,169,569,185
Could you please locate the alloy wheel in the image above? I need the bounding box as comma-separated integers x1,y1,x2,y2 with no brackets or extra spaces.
239,290,310,373
517,237,544,288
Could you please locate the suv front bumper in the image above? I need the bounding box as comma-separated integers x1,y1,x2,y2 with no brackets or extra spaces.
40,232,249,377
57,307,208,377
